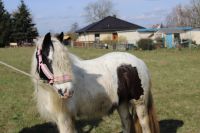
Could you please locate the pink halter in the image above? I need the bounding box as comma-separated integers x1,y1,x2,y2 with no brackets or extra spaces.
37,48,72,84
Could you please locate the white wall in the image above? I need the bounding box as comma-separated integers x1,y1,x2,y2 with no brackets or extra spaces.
77,32,112,42
100,32,112,41
118,31,153,44
118,31,139,44
181,30,200,45
77,33,95,42
77,31,153,44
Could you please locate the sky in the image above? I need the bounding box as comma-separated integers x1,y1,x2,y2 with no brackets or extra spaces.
3,0,190,35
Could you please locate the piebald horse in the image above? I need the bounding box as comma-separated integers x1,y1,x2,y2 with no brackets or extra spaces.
31,32,160,133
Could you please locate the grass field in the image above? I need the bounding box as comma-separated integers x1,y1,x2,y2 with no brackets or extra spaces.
0,47,200,133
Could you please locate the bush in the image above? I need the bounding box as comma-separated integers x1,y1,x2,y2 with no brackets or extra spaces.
102,35,127,45
137,38,154,50
102,35,128,50
102,36,113,45
118,36,127,44
154,37,164,49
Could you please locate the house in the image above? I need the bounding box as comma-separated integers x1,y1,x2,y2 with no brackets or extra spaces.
76,16,145,47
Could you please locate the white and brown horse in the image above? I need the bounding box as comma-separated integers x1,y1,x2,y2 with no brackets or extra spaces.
31,32,160,133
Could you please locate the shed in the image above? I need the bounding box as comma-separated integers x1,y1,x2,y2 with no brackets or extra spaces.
138,27,193,48
158,27,192,48
63,35,72,46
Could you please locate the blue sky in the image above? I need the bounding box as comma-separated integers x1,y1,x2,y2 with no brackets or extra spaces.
3,0,190,35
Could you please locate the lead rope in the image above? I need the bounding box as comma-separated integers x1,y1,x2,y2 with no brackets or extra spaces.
0,60,49,91
0,61,68,98
0,61,34,78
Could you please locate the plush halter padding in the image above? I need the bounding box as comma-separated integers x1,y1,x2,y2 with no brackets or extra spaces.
37,48,72,84
54,75,72,84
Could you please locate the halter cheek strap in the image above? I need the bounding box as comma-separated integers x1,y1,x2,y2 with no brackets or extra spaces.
37,48,72,84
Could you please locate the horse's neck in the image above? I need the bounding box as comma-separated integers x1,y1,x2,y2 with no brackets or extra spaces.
68,53,82,64
68,53,82,75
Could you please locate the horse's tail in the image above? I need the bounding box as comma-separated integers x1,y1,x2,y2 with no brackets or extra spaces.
133,91,160,133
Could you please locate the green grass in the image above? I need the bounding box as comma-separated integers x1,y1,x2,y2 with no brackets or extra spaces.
0,47,200,133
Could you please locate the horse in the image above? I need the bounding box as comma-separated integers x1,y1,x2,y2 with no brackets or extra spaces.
31,32,160,133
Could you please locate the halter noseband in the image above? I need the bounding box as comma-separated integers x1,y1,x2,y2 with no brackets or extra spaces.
37,48,72,84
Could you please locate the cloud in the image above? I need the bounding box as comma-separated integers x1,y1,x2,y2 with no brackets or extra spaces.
34,14,85,35
120,7,170,28
135,8,169,20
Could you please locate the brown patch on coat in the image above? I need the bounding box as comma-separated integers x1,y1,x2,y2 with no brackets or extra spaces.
117,64,144,103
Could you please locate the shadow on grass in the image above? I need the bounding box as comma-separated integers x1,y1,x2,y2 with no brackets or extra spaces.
19,119,184,133
19,119,102,133
19,122,59,133
159,119,184,133
76,119,102,133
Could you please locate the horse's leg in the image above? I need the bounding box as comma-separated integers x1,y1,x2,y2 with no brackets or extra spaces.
117,65,159,133
130,95,151,133
117,102,134,133
57,114,77,133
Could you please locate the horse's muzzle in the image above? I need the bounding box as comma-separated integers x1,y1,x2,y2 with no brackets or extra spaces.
58,89,74,99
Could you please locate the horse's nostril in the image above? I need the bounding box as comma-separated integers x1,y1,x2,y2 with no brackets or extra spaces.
68,90,74,96
70,90,74,95
64,89,68,94
58,89,64,96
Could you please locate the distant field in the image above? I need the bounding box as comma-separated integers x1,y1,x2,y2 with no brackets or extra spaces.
0,47,200,133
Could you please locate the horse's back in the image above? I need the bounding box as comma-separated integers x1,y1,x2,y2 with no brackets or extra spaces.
81,52,150,88
71,52,151,118
73,52,150,92
83,52,145,68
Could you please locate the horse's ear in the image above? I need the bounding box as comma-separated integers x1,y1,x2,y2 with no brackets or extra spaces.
43,32,51,43
57,32,64,42
42,32,53,56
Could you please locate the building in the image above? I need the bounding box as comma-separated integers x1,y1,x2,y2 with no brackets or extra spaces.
181,28,200,46
63,34,72,46
76,16,200,48
138,27,194,48
76,16,145,46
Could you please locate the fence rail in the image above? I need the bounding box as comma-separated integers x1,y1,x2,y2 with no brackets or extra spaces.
74,41,136,50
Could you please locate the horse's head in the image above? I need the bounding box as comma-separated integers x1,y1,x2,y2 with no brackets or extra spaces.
35,32,74,99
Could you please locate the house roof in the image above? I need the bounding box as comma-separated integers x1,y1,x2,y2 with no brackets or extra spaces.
138,27,193,33
157,28,185,34
158,27,193,34
76,16,145,33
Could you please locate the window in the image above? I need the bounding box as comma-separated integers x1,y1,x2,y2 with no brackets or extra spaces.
95,33,100,43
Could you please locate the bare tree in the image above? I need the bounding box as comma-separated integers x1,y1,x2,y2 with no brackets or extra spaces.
165,0,200,27
67,22,79,40
190,0,200,27
84,0,117,23
69,22,79,33
166,4,192,27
